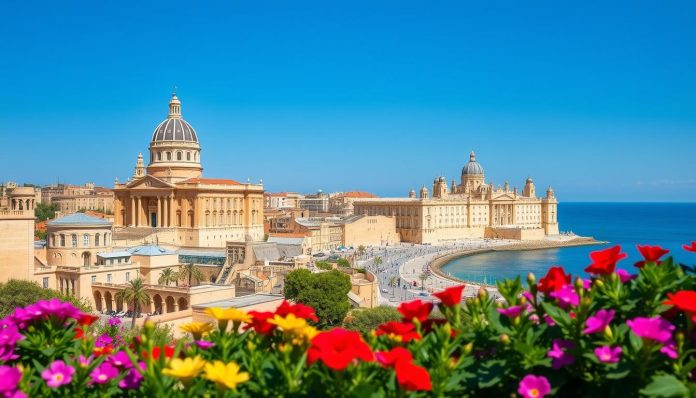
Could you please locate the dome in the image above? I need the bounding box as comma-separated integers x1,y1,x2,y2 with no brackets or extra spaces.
461,151,484,176
151,94,199,143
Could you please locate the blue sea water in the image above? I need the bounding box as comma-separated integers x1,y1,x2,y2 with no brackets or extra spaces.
440,203,696,285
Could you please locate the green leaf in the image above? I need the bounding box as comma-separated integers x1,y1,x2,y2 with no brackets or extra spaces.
641,374,688,397
478,360,506,388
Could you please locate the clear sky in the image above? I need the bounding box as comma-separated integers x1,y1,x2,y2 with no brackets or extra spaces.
1,1,694,201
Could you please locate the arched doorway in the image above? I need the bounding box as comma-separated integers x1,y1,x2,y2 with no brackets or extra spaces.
116,296,124,312
104,292,113,312
94,291,103,312
153,294,163,315
177,298,188,311
165,296,175,313
82,252,91,267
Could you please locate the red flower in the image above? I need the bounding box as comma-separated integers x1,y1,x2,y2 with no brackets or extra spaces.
584,245,627,275
244,311,276,335
433,285,465,307
376,347,413,368
275,301,319,323
635,245,669,268
76,313,100,327
537,266,571,293
665,291,696,321
74,328,85,340
683,242,696,253
376,322,421,343
93,344,113,356
395,360,432,391
142,345,175,360
307,328,373,370
397,300,433,322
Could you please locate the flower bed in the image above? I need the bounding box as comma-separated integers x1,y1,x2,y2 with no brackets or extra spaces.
1,242,696,397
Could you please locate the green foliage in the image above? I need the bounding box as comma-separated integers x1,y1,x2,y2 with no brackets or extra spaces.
336,258,351,268
284,269,352,328
315,261,333,271
157,267,179,286
34,203,57,222
0,279,92,318
34,229,47,240
178,262,203,286
343,306,402,335
115,279,151,328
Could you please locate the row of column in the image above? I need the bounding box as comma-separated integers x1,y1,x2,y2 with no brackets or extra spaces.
59,278,76,296
128,195,180,228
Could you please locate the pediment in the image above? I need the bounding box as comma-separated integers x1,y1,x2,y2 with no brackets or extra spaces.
492,194,516,201
125,175,174,190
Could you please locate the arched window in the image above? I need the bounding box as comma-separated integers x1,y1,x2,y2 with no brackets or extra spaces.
194,152,198,161
71,234,77,248
186,152,191,161
166,152,172,161
60,234,65,247
157,152,162,161
176,151,182,161
83,234,89,247
95,233,100,246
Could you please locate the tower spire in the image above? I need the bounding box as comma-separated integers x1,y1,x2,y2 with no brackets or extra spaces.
168,90,181,118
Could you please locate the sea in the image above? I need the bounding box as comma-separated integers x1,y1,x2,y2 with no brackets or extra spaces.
440,202,696,285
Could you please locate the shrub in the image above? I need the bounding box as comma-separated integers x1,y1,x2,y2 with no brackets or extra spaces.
1,244,696,397
343,306,402,335
0,279,91,318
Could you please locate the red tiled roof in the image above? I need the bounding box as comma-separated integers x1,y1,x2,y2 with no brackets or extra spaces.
339,191,378,198
180,178,241,185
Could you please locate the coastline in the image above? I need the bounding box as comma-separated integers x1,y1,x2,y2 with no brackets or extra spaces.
428,237,605,287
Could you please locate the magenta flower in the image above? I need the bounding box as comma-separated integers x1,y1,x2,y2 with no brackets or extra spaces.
543,314,556,327
594,346,622,363
529,314,540,325
583,309,615,335
107,351,133,369
95,333,114,348
41,360,75,388
118,362,145,389
518,374,551,398
78,355,92,368
497,305,524,318
90,362,119,384
107,317,121,327
660,342,678,359
11,299,80,328
0,319,22,361
627,316,675,344
547,339,575,369
0,365,22,395
582,279,592,290
616,269,636,283
549,284,579,309
195,340,215,350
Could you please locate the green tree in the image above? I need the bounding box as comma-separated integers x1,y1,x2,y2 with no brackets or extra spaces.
388,276,398,296
356,245,366,259
342,306,402,335
284,269,352,328
419,272,429,291
34,203,57,222
115,279,151,328
157,268,179,286
336,258,350,268
315,261,333,271
178,263,203,287
0,279,92,318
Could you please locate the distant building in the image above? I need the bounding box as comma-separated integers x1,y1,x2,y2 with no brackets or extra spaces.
354,151,559,244
0,186,36,281
264,192,304,209
299,190,329,214
329,191,378,215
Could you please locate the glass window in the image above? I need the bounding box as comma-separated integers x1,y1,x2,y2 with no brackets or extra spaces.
91,276,96,283
126,272,130,282
166,152,171,160
107,274,112,283
71,234,77,248
42,277,49,289
177,151,182,161
60,234,65,247
83,234,89,247
187,152,191,161
95,234,100,246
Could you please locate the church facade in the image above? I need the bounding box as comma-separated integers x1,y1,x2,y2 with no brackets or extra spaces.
112,94,264,247
353,152,559,244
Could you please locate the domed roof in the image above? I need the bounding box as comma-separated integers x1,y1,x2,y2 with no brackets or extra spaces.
462,151,484,176
151,94,199,143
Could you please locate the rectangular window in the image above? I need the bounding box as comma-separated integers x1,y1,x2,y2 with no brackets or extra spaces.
42,277,49,289
71,235,77,248
126,272,130,282
91,276,96,283
83,234,89,246
107,274,112,283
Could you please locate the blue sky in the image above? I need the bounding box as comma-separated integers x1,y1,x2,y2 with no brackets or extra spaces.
0,1,694,201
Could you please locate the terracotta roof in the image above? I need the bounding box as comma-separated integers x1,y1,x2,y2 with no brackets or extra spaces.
339,191,378,198
179,178,241,185
85,210,108,219
94,187,112,193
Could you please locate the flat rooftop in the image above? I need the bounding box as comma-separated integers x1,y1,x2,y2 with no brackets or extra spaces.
193,293,284,309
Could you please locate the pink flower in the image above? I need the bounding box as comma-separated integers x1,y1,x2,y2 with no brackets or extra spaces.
194,340,215,350
547,339,575,369
518,374,551,398
543,314,556,327
11,299,81,328
107,351,133,369
0,319,22,361
78,355,92,368
582,279,592,290
660,342,678,359
594,346,622,363
529,314,540,325
627,316,675,344
549,284,579,309
497,305,524,318
616,269,636,283
95,333,114,348
118,362,145,389
0,365,22,395
583,309,615,335
41,360,75,388
90,362,119,384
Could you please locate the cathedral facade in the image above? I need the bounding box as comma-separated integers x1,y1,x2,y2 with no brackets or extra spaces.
112,94,264,247
353,152,559,244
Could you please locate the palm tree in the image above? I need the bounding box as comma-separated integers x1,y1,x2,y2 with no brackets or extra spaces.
179,262,203,287
374,256,383,273
388,276,398,296
418,273,429,291
115,279,151,328
158,268,179,287
356,245,366,259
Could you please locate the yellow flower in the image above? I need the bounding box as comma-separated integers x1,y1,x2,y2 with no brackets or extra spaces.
179,322,214,339
204,307,252,323
292,325,319,345
204,360,250,390
162,356,206,382
267,314,308,334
